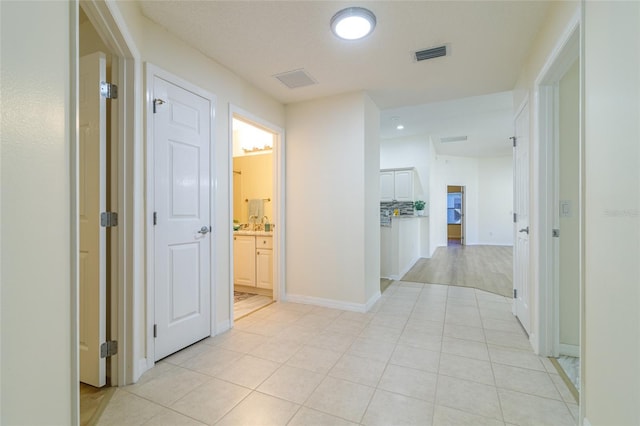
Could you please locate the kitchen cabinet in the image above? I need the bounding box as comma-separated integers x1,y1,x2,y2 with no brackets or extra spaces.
380,168,414,202
234,235,256,286
234,234,272,289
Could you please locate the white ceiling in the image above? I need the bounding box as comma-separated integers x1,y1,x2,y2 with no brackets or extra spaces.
381,91,515,157
137,0,552,156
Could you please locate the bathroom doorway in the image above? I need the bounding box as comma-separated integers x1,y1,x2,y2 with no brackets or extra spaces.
230,110,283,321
447,186,465,246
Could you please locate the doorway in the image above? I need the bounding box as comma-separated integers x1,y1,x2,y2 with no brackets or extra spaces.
78,4,119,389
230,110,283,321
537,21,581,399
447,186,465,246
77,2,137,421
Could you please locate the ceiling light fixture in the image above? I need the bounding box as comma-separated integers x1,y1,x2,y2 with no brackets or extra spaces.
330,7,376,40
396,124,405,130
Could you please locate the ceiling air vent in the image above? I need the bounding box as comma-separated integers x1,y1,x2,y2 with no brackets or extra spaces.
273,69,317,89
440,136,468,143
415,45,447,62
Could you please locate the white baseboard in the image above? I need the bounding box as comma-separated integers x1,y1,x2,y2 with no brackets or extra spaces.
559,343,580,357
397,255,420,281
215,319,231,335
135,358,151,383
365,291,381,311
285,293,370,313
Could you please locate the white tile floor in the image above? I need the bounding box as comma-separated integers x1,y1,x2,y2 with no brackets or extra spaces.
97,282,578,426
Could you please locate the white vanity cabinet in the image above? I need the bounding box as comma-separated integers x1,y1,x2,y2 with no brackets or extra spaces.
380,168,414,202
234,234,273,289
234,235,256,286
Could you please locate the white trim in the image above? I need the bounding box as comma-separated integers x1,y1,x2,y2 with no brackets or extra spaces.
145,63,217,366
285,294,373,313
228,105,286,328
80,0,139,386
215,319,231,335
365,291,382,311
559,343,580,357
534,12,581,358
385,254,420,281
70,2,80,423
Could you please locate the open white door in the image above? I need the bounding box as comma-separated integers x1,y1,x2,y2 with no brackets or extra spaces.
79,52,107,387
151,73,212,361
513,102,531,333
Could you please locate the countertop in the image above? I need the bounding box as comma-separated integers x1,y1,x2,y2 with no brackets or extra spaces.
381,214,428,227
233,230,274,236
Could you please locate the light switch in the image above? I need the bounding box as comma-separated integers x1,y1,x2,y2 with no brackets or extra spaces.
560,200,572,217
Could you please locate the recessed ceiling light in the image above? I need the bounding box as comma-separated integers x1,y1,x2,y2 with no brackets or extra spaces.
396,124,405,130
330,7,376,40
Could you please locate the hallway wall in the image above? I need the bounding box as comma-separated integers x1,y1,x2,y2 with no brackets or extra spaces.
583,2,640,424
1,1,75,423
113,1,285,379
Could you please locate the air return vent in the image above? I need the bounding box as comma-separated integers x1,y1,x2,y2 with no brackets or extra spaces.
415,45,447,62
440,136,468,143
273,69,317,89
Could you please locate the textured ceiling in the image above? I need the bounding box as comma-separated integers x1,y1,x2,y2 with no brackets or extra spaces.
138,1,552,155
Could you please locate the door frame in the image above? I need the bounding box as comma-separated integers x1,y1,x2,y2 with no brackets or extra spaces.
534,11,581,358
79,0,138,387
145,63,217,366
446,185,465,245
228,105,286,327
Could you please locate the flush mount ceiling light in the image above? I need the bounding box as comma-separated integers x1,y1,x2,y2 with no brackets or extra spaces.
330,7,376,40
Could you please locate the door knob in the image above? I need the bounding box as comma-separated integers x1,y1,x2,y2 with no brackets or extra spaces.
519,226,529,234
198,226,211,234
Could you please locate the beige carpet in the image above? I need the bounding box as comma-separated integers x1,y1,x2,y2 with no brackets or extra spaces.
401,245,513,297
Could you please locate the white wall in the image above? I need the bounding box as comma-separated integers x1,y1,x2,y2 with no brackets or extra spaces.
430,155,479,247
429,153,512,248
477,156,514,245
113,2,285,377
286,92,379,309
584,2,640,424
1,1,75,423
364,95,381,305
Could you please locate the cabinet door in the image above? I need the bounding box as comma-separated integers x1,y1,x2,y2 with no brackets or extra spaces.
256,249,273,289
380,171,395,201
394,170,413,201
233,236,256,286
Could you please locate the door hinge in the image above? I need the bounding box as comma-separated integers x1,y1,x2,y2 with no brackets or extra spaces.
552,228,560,238
153,98,166,113
153,324,157,338
153,211,157,226
100,81,118,99
513,213,517,223
100,340,118,358
100,212,118,227
510,136,517,147
513,289,517,299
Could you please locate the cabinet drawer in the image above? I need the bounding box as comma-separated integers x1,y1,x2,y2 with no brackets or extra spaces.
256,236,273,249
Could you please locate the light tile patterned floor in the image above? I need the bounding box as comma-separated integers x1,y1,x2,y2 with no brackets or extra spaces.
97,282,578,426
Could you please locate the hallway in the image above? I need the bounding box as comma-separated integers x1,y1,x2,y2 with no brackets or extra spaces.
96,282,576,425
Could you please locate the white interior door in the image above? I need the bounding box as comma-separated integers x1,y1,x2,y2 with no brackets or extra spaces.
152,74,212,361
79,52,107,387
513,102,531,333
